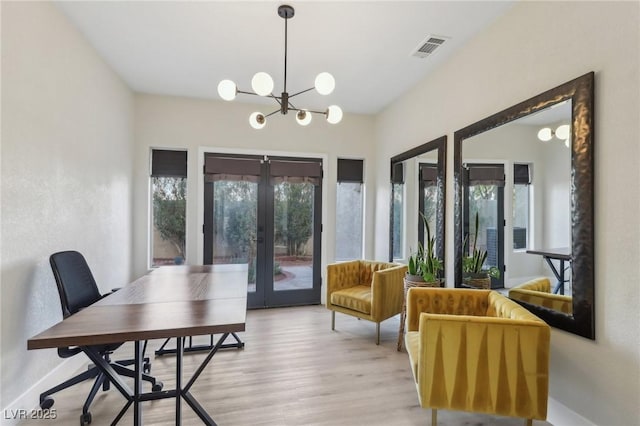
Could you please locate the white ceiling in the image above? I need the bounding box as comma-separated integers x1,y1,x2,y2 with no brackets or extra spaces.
54,1,515,115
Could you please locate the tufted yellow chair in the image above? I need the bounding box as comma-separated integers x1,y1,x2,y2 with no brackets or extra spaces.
404,287,550,426
326,260,407,344
509,277,573,314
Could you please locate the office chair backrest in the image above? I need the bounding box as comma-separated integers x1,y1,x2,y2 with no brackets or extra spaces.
50,251,102,318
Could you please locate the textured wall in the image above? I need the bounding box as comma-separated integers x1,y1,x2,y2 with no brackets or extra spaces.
374,2,639,424
1,2,134,408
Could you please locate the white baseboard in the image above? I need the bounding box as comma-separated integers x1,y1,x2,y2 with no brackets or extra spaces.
547,396,597,426
1,356,87,426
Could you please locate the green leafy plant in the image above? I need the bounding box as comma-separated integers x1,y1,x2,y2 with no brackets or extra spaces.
407,213,443,282
463,212,500,279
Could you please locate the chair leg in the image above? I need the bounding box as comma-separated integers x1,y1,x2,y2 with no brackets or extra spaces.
431,408,437,425
111,362,157,386
83,373,106,416
376,323,380,345
40,368,99,403
331,311,335,331
525,419,533,426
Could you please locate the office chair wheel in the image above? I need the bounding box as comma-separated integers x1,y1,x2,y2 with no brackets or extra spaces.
80,412,92,425
143,362,151,374
40,396,54,409
152,381,163,392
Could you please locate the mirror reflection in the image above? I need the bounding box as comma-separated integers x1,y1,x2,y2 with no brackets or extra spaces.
390,137,446,272
462,101,572,297
453,72,594,339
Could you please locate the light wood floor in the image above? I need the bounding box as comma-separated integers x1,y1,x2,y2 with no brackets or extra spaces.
19,305,551,425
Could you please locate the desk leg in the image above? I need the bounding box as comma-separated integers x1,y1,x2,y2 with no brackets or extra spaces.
134,341,143,426
558,260,566,295
155,333,244,356
543,256,564,295
176,337,183,425
180,333,230,426
81,347,134,425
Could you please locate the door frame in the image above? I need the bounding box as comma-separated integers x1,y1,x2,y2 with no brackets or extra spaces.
197,147,327,307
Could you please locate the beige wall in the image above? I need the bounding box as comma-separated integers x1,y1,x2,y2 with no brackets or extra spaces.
374,1,639,424
133,94,376,281
1,1,134,409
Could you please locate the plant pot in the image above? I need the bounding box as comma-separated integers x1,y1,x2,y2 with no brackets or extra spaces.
404,273,426,284
404,274,441,289
463,272,490,289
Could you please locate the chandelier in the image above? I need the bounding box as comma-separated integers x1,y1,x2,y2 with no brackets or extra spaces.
217,5,343,129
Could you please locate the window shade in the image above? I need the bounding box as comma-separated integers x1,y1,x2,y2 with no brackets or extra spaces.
269,159,323,185
514,164,531,185
465,163,505,186
203,155,262,182
151,149,187,177
337,159,364,183
391,162,404,184
419,163,438,184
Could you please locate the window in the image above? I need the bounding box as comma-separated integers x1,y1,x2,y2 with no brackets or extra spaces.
391,162,405,260
150,149,187,267
513,163,531,250
335,159,364,261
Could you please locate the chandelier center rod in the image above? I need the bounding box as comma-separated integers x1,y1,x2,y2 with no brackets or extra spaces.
278,5,295,113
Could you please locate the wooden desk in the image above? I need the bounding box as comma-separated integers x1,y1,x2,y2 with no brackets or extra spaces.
526,247,571,295
28,264,248,425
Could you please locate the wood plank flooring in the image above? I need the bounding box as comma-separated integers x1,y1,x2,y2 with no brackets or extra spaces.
18,305,551,425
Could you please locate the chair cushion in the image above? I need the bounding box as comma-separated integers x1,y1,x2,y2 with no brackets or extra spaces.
330,285,372,314
405,331,420,381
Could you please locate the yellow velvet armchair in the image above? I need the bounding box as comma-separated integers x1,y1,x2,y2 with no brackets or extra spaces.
326,260,407,344
404,287,550,425
509,277,573,314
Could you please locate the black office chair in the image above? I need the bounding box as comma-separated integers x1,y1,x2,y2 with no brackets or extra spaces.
40,251,162,425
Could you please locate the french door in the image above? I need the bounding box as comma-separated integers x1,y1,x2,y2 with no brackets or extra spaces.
463,163,505,289
203,153,322,308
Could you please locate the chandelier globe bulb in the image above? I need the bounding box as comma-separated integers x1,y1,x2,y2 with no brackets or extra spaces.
315,72,335,95
251,72,274,96
326,105,343,124
217,80,237,101
555,124,570,141
537,127,553,142
249,112,266,129
296,110,312,126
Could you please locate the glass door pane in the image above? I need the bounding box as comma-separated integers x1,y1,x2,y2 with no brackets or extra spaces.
212,180,259,294
272,181,314,292
467,184,504,288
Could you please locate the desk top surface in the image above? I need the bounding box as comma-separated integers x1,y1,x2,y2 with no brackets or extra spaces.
28,264,248,350
526,247,571,260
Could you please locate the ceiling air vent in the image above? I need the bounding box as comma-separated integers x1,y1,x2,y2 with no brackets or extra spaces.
411,35,449,59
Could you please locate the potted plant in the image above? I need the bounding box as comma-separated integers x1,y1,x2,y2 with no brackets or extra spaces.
463,212,500,288
406,214,443,286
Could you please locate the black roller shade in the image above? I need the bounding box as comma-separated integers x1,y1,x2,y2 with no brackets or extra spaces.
465,163,505,186
269,159,323,185
419,163,438,183
391,162,404,184
204,155,262,176
337,159,364,183
203,154,262,183
514,163,531,185
151,149,187,177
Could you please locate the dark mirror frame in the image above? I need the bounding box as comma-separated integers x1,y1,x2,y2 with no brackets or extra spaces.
453,72,595,339
389,136,447,267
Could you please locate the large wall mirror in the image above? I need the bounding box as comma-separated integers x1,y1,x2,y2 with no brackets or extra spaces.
453,73,594,339
389,136,446,271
